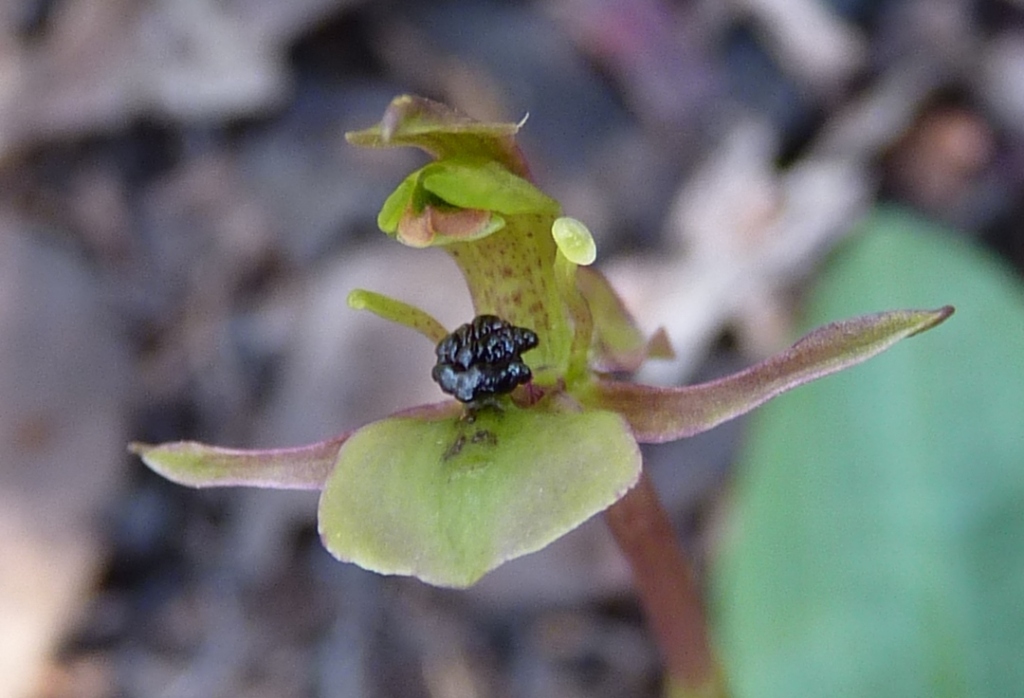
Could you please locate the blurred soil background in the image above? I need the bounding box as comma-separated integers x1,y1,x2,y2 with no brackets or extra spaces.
1,0,1022,696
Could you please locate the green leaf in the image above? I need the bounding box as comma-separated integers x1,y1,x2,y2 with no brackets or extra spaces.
581,306,952,443
714,207,1024,698
130,436,349,490
665,676,730,698
318,405,641,587
346,94,531,178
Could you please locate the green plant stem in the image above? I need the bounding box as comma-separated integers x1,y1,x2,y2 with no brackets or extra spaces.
605,471,724,697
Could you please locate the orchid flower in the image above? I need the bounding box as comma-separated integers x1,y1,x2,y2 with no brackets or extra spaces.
132,95,952,589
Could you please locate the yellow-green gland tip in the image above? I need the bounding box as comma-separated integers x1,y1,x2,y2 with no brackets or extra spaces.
347,289,370,310
552,217,597,266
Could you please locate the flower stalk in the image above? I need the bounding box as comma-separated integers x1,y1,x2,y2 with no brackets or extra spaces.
606,472,725,697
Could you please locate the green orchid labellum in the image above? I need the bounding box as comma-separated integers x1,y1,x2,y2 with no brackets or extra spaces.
132,95,953,588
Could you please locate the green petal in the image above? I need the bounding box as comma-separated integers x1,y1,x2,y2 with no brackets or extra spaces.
554,247,594,385
422,159,559,217
380,159,555,246
346,94,531,178
377,170,420,234
347,289,449,344
581,307,954,443
317,405,641,587
129,436,350,490
577,266,663,372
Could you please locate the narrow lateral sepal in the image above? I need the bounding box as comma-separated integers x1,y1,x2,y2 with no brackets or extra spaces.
583,307,954,443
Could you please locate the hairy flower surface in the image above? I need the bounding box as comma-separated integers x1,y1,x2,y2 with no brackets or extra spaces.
133,96,952,587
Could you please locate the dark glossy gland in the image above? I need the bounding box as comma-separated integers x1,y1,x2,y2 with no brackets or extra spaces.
432,315,538,403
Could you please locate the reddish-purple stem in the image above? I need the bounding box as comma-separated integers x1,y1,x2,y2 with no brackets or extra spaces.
605,471,718,693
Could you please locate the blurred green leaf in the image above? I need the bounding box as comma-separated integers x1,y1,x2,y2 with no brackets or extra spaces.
714,207,1024,698
318,405,640,587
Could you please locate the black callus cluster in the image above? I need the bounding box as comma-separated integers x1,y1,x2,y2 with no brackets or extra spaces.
432,315,538,403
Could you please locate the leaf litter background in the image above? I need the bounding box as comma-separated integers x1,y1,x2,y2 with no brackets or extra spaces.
0,0,1022,697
